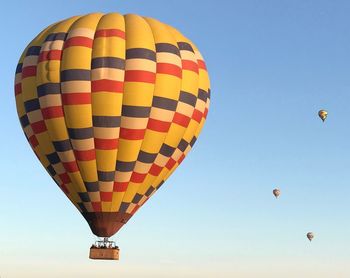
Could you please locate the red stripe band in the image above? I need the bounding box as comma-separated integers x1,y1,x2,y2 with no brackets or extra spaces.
147,118,171,132
28,135,39,147
149,163,162,176
15,83,22,96
120,128,145,140
157,63,182,78
42,106,64,119
92,79,123,93
62,93,91,105
22,66,37,78
95,29,126,39
64,37,93,49
92,202,102,212
204,108,209,119
100,192,113,202
59,173,71,184
113,181,128,192
173,112,191,128
130,172,147,183
31,120,47,134
38,50,63,62
182,60,199,74
165,158,176,170
192,109,203,123
74,149,96,161
94,138,119,150
62,161,79,173
178,154,186,164
125,70,156,83
197,60,207,70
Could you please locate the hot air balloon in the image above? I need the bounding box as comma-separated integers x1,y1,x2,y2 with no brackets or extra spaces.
272,188,280,198
14,13,210,260
318,110,328,122
306,232,314,242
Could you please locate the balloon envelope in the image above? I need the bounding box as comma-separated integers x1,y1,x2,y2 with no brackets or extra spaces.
273,188,280,198
307,232,314,241
318,110,328,122
15,13,210,237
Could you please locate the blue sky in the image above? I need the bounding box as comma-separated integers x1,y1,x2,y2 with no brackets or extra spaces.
1,0,350,277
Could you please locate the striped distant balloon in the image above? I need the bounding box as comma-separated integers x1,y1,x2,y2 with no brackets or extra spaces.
15,13,210,238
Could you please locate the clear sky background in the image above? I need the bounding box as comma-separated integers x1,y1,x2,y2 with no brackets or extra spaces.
1,0,350,277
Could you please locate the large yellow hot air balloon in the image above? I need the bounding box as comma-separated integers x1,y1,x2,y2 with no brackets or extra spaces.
14,13,210,259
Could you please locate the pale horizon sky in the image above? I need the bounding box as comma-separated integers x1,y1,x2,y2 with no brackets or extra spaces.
1,0,350,277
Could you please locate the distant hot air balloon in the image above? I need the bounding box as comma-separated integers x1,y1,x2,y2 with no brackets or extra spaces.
15,13,210,260
273,188,280,198
318,110,328,122
306,232,314,242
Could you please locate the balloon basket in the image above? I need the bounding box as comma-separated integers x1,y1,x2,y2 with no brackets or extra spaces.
89,238,119,260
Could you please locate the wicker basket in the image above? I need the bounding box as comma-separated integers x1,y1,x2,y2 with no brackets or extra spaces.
89,247,119,260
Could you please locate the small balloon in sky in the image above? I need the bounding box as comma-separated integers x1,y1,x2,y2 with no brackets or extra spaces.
273,188,280,198
318,110,328,122
306,232,314,242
